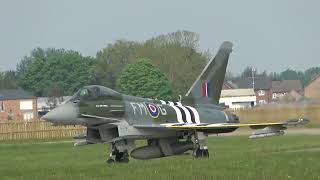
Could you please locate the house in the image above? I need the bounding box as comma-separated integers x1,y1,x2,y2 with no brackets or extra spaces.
223,81,238,90
271,80,303,101
0,89,37,122
236,76,272,104
304,75,320,100
280,90,303,102
219,89,256,109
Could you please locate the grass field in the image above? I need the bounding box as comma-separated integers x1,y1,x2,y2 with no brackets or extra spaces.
0,135,320,180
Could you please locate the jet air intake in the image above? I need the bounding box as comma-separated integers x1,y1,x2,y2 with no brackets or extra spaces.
130,142,194,160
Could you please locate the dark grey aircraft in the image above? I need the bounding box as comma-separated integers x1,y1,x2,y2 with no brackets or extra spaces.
42,41,309,163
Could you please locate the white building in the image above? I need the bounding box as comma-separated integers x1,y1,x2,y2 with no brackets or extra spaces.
219,89,256,109
37,96,72,116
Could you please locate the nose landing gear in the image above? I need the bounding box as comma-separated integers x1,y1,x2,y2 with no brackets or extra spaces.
106,142,129,164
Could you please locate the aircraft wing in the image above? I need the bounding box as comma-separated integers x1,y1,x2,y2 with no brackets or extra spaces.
165,122,283,129
165,118,309,129
134,118,309,139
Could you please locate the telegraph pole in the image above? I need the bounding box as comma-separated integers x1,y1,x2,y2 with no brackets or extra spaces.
252,67,256,89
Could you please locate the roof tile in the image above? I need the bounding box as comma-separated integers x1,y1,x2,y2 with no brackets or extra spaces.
0,89,36,100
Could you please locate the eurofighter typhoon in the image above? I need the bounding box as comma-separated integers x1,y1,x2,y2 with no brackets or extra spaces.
42,41,309,163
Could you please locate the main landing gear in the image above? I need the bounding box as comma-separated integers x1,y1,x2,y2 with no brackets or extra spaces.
193,131,209,158
106,142,129,164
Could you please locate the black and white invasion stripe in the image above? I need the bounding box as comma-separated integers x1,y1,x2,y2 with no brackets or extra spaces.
160,100,200,124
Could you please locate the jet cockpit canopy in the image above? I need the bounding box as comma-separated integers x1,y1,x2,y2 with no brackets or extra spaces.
70,85,122,101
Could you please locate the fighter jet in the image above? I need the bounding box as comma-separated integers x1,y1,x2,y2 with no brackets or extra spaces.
42,41,309,163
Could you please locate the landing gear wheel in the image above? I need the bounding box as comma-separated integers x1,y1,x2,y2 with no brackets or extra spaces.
202,149,209,158
115,150,129,163
194,148,201,158
107,141,130,164
194,148,210,158
106,159,115,164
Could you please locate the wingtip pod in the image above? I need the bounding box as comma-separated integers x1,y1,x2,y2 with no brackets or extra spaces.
249,118,310,139
284,118,310,126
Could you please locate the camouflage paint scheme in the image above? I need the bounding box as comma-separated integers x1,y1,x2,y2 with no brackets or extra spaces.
42,42,309,162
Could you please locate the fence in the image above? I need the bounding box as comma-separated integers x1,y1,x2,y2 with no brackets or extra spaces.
0,120,86,141
229,103,320,126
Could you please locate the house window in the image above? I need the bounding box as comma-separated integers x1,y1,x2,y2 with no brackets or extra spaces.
272,93,277,99
20,100,33,110
258,90,265,96
259,100,267,104
23,112,34,121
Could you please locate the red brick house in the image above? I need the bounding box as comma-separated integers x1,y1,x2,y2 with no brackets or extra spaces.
280,90,303,102
223,81,238,90
271,80,303,101
304,75,320,100
236,77,272,104
0,89,37,122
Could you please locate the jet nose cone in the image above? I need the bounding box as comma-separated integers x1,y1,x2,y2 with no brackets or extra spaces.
42,103,78,124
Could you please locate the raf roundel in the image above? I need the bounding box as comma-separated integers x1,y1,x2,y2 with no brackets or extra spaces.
145,103,160,118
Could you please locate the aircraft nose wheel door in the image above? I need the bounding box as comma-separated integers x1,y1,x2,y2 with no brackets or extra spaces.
193,131,209,158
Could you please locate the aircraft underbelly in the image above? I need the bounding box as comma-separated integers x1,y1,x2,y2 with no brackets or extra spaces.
117,123,178,138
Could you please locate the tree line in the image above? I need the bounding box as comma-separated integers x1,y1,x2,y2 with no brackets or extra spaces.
226,66,320,86
0,30,319,100
0,31,208,100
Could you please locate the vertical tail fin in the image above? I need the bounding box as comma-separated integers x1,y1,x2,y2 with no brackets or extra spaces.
185,41,233,103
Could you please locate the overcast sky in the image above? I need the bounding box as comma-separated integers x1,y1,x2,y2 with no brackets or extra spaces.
0,0,319,74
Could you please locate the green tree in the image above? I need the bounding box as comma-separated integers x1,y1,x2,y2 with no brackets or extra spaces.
280,69,300,80
90,40,140,89
90,31,208,97
0,70,18,90
146,30,200,49
303,67,320,86
134,31,208,96
16,48,45,79
241,66,256,78
117,59,172,100
261,70,267,76
269,72,281,81
17,48,94,96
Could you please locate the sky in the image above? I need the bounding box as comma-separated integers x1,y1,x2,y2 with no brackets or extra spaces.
0,0,319,74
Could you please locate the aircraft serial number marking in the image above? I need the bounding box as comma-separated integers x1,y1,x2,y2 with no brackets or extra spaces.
130,102,167,117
